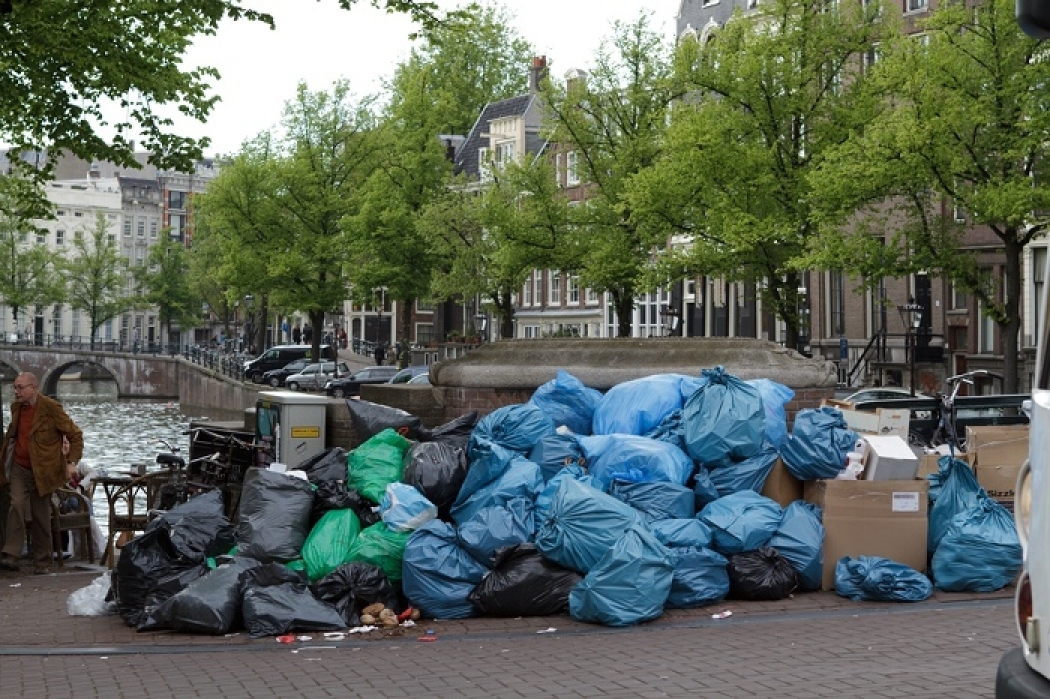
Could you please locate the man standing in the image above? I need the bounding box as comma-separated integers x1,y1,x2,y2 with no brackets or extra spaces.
0,372,83,574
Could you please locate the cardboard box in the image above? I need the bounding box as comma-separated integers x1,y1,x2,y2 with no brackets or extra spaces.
825,403,911,439
861,435,920,481
761,458,803,508
804,479,929,591
966,425,1029,507
917,451,973,480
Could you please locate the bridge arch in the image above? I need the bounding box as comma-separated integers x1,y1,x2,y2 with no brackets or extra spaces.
38,361,122,397
0,346,179,398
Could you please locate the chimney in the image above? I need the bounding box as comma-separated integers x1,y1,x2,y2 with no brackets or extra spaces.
529,55,548,93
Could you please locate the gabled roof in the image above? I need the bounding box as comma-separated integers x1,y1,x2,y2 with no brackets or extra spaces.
454,93,538,178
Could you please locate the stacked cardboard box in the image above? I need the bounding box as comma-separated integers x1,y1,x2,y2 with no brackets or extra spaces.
965,425,1030,510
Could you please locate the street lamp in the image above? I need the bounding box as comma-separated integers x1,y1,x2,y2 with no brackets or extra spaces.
373,287,388,345
897,302,923,396
243,294,255,353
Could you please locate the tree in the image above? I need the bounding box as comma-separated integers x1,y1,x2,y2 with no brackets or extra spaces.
0,202,62,340
63,213,135,347
808,0,1050,392
0,0,454,173
346,2,533,342
133,235,200,348
626,0,889,349
540,14,685,337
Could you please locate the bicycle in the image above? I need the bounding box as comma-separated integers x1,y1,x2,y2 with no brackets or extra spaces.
925,369,1003,455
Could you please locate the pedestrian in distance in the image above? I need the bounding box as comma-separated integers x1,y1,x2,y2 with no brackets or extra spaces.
375,341,386,366
292,324,302,345
0,372,84,574
303,323,313,344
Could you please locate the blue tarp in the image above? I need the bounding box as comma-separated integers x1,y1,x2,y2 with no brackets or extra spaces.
534,477,644,574
579,434,695,489
665,546,730,609
931,498,1023,593
780,407,859,481
401,520,490,619
529,370,603,436
698,490,783,556
568,525,674,626
834,556,933,602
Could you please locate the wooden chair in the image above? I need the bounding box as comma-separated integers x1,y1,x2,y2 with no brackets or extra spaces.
103,470,171,569
50,487,95,567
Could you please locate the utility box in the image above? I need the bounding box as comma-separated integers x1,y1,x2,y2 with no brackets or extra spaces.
255,391,328,469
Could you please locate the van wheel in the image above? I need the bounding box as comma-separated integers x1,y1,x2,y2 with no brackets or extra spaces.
287,382,299,391
269,377,281,388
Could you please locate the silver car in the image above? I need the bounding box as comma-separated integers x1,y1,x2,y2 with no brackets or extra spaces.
285,361,349,391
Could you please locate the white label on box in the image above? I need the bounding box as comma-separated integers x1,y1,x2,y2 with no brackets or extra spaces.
892,492,920,512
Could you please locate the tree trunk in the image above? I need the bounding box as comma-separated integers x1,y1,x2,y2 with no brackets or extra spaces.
613,291,633,337
497,289,516,339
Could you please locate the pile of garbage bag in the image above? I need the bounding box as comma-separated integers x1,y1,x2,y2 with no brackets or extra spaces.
82,365,1007,634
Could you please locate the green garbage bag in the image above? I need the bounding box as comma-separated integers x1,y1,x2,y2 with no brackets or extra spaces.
348,429,412,504
284,559,307,573
302,508,363,582
347,523,412,583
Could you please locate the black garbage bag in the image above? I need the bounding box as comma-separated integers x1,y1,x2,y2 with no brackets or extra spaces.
402,441,469,521
236,468,314,563
310,481,380,528
310,562,400,627
137,563,212,631
145,557,262,634
112,527,203,628
242,582,347,638
146,490,236,561
418,412,479,451
468,543,582,617
347,399,423,442
148,489,225,524
727,546,798,601
296,447,349,484
241,562,306,588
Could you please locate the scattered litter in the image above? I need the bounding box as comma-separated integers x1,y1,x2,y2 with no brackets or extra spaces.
711,610,733,619
296,635,313,641
348,625,377,635
536,627,557,634
99,656,108,660
400,619,416,628
277,634,296,644
291,646,336,654
418,629,438,643
323,632,346,640
9,583,20,588
224,632,240,638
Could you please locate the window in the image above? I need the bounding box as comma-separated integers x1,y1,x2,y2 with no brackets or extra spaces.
495,140,515,168
568,274,580,304
478,147,492,182
168,190,187,209
72,310,80,342
747,0,758,8
951,281,969,310
169,214,184,239
55,229,65,246
74,230,83,241
533,270,542,306
906,0,927,12
73,210,83,218
123,218,132,237
136,219,145,237
586,287,600,305
953,198,966,223
701,0,718,6
415,299,435,313
828,270,845,336
566,151,580,186
523,273,533,306
56,209,67,217
52,305,62,339
863,44,880,73
36,230,46,245
549,270,561,305
523,325,540,339
1035,248,1047,343
416,323,435,344
554,153,563,187
978,268,997,353
135,247,145,265
149,219,158,238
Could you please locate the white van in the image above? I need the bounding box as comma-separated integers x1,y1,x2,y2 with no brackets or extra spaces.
995,249,1050,696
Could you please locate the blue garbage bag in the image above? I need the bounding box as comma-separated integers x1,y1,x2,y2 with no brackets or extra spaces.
380,483,438,533
467,403,555,459
645,409,687,453
568,525,674,626
834,556,933,602
529,434,586,483
682,366,765,467
931,498,1022,592
457,497,535,566
609,480,695,521
708,443,779,498
666,546,730,609
928,457,985,555
401,520,490,619
529,370,603,436
768,501,824,591
535,465,604,519
692,464,721,511
450,452,543,526
535,477,644,574
780,407,859,480
746,379,794,449
579,434,694,489
651,518,713,549
699,490,783,556
592,374,698,436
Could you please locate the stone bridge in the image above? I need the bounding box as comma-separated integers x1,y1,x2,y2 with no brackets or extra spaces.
0,346,180,398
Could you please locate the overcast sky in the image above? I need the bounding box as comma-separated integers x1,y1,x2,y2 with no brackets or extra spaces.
166,0,682,156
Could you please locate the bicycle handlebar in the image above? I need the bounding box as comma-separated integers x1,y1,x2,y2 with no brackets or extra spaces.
945,369,1003,384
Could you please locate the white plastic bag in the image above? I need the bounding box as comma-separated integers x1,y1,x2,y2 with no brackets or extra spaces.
67,572,117,616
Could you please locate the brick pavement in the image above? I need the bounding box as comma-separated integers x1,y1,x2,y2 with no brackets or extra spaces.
0,564,1019,697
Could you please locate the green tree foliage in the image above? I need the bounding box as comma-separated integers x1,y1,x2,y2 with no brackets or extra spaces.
541,14,685,337
347,2,533,339
0,197,61,336
627,0,888,349
63,213,135,347
133,235,200,346
808,0,1050,391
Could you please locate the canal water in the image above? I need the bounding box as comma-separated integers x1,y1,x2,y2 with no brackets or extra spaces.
0,378,237,541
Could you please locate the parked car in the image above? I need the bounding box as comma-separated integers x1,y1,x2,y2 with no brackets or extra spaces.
260,358,313,388
244,344,336,383
844,386,917,404
325,365,399,398
389,365,429,385
407,372,431,385
285,361,349,391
